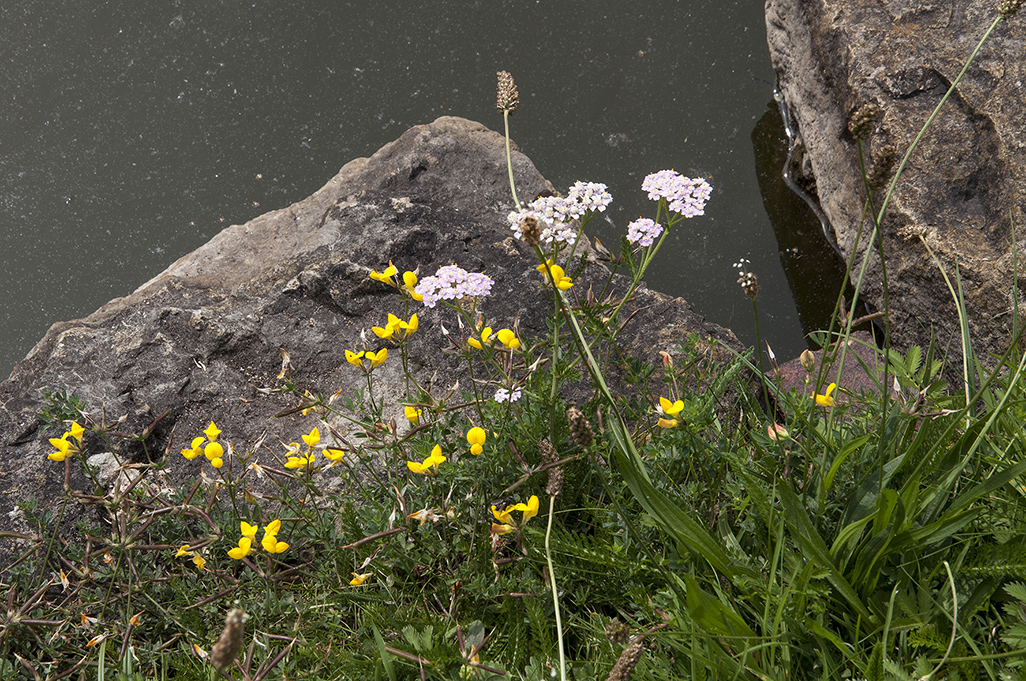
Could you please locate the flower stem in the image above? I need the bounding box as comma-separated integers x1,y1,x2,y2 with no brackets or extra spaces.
544,495,566,681
503,110,521,211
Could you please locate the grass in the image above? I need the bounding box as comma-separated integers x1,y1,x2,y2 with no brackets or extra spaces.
5,7,1026,678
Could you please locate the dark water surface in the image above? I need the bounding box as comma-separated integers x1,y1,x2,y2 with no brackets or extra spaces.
1,0,834,377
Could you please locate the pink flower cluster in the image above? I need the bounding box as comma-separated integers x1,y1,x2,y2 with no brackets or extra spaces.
626,218,663,247
641,170,712,218
414,265,494,308
508,181,613,245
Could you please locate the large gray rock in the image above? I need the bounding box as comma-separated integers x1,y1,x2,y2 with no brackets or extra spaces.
0,116,740,565
766,0,1026,365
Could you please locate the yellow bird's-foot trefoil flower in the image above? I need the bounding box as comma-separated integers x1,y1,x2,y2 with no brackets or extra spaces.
536,259,574,290
369,261,398,284
466,427,487,456
404,405,422,426
813,383,837,407
350,572,372,586
407,445,446,476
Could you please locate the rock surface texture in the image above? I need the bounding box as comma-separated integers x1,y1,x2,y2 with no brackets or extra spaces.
0,116,740,566
766,0,1026,364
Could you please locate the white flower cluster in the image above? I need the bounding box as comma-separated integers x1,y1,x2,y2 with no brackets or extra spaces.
507,181,612,245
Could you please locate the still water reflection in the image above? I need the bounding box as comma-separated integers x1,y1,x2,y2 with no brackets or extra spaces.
1,0,833,376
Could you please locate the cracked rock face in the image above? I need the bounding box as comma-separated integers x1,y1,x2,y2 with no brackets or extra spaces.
0,116,740,567
766,0,1026,367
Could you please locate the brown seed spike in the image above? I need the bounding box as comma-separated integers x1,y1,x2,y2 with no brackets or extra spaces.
210,608,247,672
605,638,645,681
497,71,519,114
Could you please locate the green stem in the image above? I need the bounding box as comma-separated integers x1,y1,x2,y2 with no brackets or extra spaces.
544,496,566,681
503,110,521,211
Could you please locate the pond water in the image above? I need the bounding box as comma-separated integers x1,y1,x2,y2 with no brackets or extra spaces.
0,0,841,376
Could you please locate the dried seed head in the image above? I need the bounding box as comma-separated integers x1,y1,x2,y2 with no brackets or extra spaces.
567,406,593,448
539,439,564,497
605,638,646,681
998,0,1023,17
737,272,759,300
867,143,898,191
210,608,248,672
605,618,631,644
497,71,519,114
520,215,541,246
848,103,881,140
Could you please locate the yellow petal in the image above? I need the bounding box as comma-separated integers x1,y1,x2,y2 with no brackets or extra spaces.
302,427,320,447
466,427,487,446
350,572,372,586
68,421,85,442
203,422,221,442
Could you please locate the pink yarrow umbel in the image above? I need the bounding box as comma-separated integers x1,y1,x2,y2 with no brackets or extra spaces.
641,170,712,218
626,218,663,247
414,265,494,308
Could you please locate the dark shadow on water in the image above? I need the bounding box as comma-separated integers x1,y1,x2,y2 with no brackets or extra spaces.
752,99,869,349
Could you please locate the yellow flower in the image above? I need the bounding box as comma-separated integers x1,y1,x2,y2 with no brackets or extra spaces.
261,533,289,554
350,572,372,586
368,348,388,367
491,523,515,536
204,441,224,461
515,495,539,524
261,520,288,554
227,537,253,560
240,522,259,539
192,554,206,571
536,260,573,290
813,383,837,407
285,450,316,470
657,418,679,429
204,422,221,442
302,427,321,447
323,448,345,461
407,445,446,476
491,504,517,524
399,313,418,338
345,350,365,368
658,397,684,417
175,544,194,558
402,272,424,301
468,327,493,350
466,427,487,456
67,421,85,442
181,435,206,460
48,435,72,462
404,405,422,426
496,328,520,350
372,313,403,339
370,261,398,284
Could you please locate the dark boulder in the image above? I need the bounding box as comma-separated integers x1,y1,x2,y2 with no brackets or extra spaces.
0,116,741,567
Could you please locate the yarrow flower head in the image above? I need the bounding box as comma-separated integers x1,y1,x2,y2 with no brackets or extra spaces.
507,182,612,245
626,218,664,247
414,264,494,308
641,170,712,217
494,387,522,403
